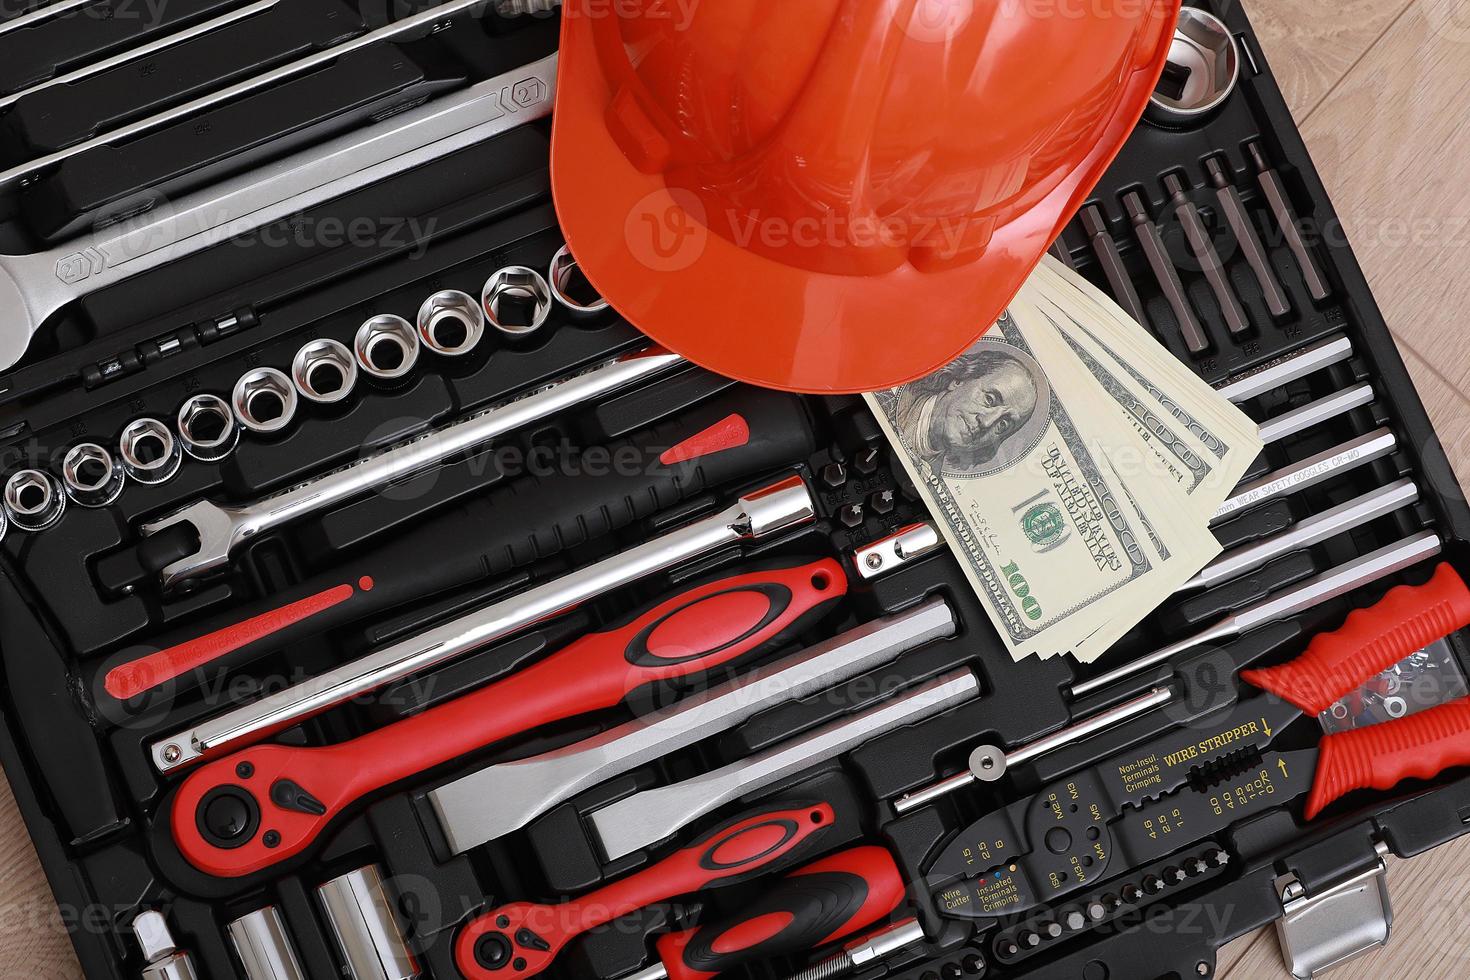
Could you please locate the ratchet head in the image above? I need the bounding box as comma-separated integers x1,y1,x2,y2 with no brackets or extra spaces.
140,498,248,589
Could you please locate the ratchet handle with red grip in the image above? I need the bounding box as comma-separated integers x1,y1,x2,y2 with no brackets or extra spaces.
169,557,847,878
654,845,906,980
1242,563,1470,715
1308,697,1470,819
101,387,816,713
455,801,837,979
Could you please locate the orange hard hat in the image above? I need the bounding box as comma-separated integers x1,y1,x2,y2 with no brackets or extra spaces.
551,0,1179,393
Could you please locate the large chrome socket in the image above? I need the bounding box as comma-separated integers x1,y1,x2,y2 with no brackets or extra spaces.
120,418,184,484
291,338,359,404
62,443,125,508
481,266,552,338
548,244,608,316
232,367,298,435
416,289,486,356
177,394,240,462
354,314,421,383
317,866,419,980
4,468,65,531
1147,8,1239,126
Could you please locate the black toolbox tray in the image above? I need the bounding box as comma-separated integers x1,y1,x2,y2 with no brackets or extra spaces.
0,3,1465,979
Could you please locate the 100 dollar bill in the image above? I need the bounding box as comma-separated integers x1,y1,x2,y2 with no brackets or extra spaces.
864,311,1160,659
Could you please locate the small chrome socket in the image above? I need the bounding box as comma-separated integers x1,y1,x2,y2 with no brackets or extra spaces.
548,245,608,315
232,367,298,435
177,393,240,462
120,418,184,485
291,338,358,404
354,314,421,383
4,468,65,531
416,289,486,356
61,443,125,508
481,266,553,338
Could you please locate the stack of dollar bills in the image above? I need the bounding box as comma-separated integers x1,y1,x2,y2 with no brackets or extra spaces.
864,257,1262,663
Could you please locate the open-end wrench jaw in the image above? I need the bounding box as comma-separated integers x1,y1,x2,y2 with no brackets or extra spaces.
141,499,255,590
0,263,40,374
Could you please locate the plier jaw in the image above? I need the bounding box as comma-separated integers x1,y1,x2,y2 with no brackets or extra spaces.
926,562,1470,923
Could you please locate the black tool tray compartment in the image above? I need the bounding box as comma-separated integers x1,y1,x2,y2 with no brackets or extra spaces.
0,3,1466,980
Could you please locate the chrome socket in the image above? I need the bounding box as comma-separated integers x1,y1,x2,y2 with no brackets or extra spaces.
4,468,65,531
416,289,486,356
481,267,552,338
291,338,358,405
1147,8,1239,126
120,418,184,485
548,245,608,315
232,367,298,435
61,443,125,508
177,394,240,462
354,314,421,383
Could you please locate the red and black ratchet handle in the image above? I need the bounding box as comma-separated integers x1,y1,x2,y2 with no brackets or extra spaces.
650,845,907,980
168,557,847,877
1242,562,1470,819
97,388,816,716
454,801,838,979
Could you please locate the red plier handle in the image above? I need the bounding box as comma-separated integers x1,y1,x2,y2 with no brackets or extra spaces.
1242,562,1470,819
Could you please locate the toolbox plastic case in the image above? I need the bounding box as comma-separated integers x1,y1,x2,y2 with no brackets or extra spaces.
0,2,1466,979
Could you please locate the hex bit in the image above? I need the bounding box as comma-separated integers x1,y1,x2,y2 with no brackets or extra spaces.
1123,190,1210,353
1163,172,1251,335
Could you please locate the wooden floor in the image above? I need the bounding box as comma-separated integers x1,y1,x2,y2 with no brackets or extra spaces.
6,3,1470,977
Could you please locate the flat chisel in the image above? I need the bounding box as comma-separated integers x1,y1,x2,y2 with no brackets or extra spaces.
167,551,847,877
428,597,958,855
591,669,980,860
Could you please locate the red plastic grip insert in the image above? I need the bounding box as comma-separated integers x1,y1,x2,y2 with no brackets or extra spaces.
454,803,834,979
1243,562,1470,715
1306,696,1470,819
658,845,905,980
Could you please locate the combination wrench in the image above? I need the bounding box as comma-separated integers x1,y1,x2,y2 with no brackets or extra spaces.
0,50,558,374
140,347,684,588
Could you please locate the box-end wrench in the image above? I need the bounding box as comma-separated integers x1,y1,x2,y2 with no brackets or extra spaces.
1070,530,1442,699
150,475,814,776
1212,427,1397,524
591,669,980,860
166,556,843,879
428,596,958,854
140,346,683,589
0,50,557,374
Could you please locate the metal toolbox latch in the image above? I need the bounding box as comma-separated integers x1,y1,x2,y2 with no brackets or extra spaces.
1273,840,1392,978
